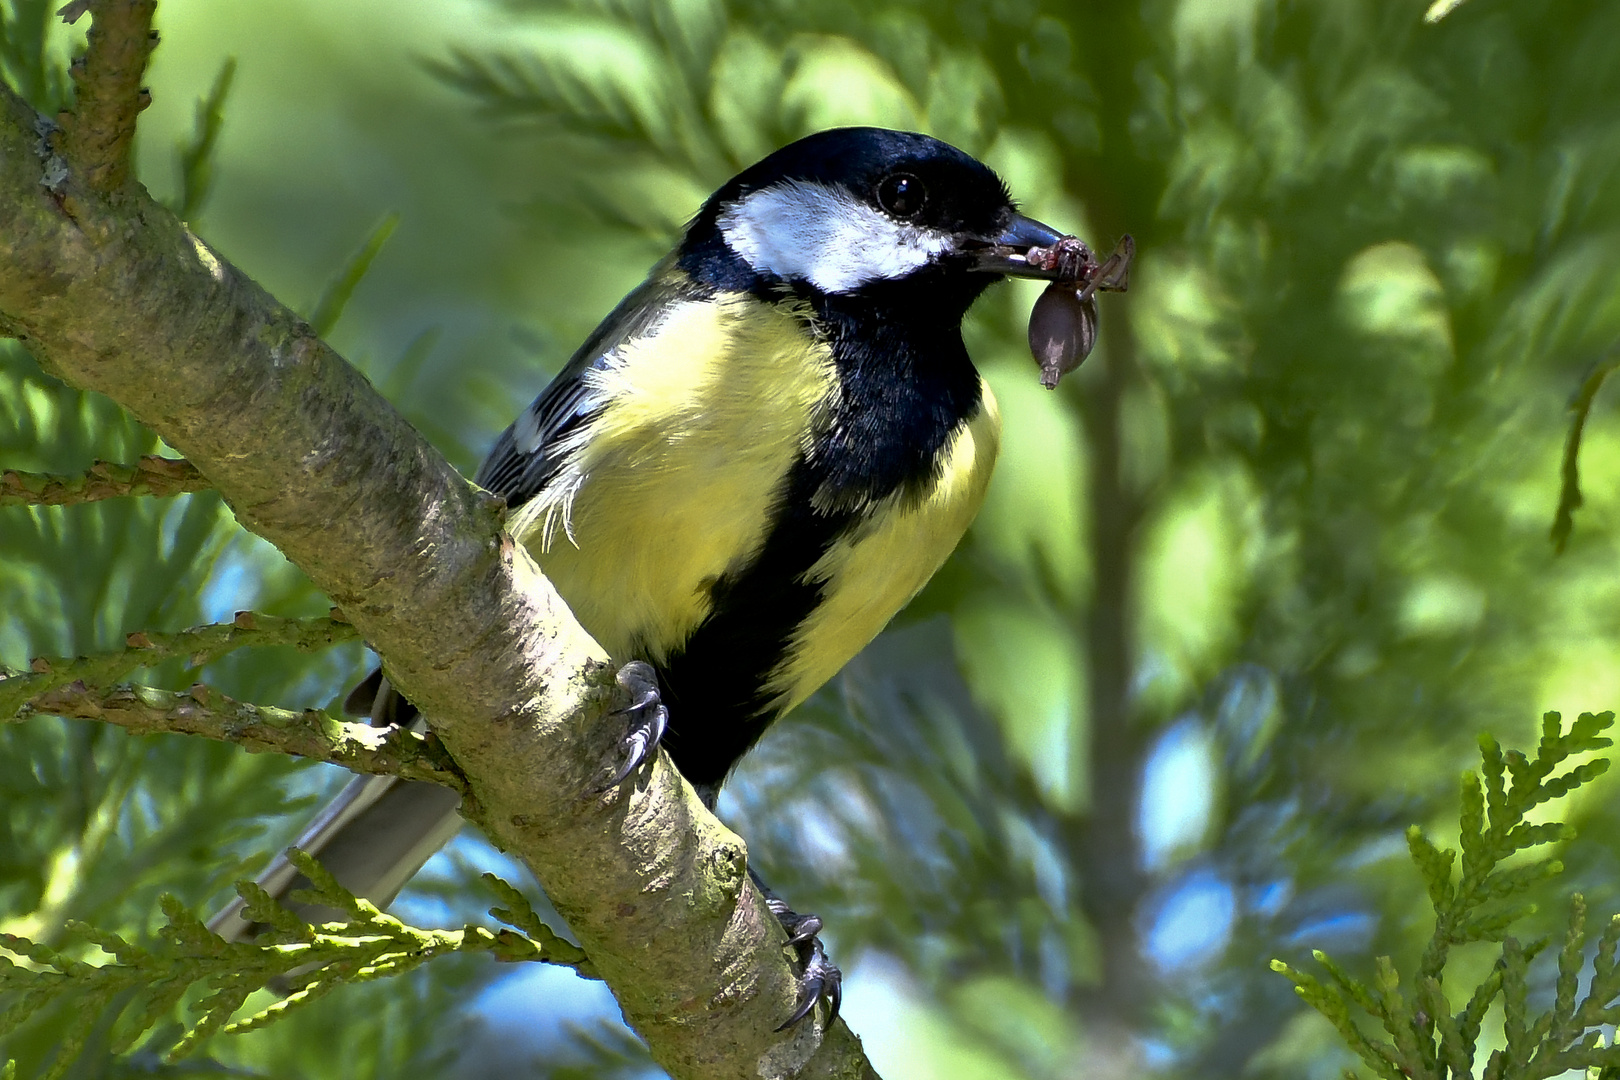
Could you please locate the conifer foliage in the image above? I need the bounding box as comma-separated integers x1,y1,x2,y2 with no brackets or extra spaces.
1276,713,1620,1080
1,857,586,1080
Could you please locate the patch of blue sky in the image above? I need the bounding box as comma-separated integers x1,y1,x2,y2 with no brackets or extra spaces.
1146,868,1235,971
1139,716,1216,871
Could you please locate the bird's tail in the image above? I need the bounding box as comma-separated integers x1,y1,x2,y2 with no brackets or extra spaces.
207,670,464,941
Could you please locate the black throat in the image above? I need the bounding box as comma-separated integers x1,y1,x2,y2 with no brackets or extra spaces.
803,280,989,508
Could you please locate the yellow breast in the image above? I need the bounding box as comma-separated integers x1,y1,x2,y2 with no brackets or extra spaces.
507,293,837,663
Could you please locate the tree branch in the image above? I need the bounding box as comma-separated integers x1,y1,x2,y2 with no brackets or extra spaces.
0,611,357,717
0,454,210,505
2,611,464,791
9,678,471,793
1551,344,1620,554
0,13,876,1078
55,0,156,194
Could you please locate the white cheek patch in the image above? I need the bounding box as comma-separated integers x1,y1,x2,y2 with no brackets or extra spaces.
718,180,954,294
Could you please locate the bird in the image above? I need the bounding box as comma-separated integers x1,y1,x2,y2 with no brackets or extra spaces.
210,126,1080,1030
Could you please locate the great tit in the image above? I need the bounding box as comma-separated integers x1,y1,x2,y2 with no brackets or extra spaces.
212,126,1078,1029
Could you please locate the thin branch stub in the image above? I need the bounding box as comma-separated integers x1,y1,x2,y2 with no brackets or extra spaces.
56,0,159,193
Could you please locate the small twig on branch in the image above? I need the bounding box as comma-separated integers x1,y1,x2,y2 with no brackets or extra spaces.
0,614,462,789
0,611,358,718
8,678,469,793
0,454,211,506
1551,345,1620,554
56,0,158,193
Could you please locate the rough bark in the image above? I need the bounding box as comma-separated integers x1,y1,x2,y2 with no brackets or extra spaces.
0,47,877,1080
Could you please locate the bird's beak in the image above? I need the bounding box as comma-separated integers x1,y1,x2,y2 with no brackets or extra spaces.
970,213,1073,279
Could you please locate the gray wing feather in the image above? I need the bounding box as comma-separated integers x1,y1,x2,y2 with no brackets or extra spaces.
475,262,703,509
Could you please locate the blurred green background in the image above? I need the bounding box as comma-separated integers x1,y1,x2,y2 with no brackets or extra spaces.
4,0,1620,1076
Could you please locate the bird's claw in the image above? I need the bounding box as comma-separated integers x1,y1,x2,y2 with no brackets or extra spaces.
596,660,668,791
767,898,823,946
777,933,842,1032
763,895,841,1030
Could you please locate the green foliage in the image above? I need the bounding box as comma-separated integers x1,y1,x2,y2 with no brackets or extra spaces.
0,348,227,665
0,0,72,112
168,56,235,224
531,1025,659,1080
305,213,401,340
1274,712,1620,1080
0,853,589,1079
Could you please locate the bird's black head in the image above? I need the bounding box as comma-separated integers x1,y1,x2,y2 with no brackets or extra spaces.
679,127,1065,319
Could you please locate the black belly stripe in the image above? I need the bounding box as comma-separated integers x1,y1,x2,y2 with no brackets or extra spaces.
654,456,856,788
655,291,987,789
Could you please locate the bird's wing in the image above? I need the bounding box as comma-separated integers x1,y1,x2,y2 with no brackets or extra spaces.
475,263,702,509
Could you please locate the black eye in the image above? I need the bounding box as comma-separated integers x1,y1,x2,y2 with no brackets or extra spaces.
876,173,927,219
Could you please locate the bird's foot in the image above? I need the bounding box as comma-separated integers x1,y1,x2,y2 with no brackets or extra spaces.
756,879,842,1031
597,660,668,790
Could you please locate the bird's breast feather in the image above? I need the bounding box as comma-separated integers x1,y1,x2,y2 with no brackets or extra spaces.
511,293,837,662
